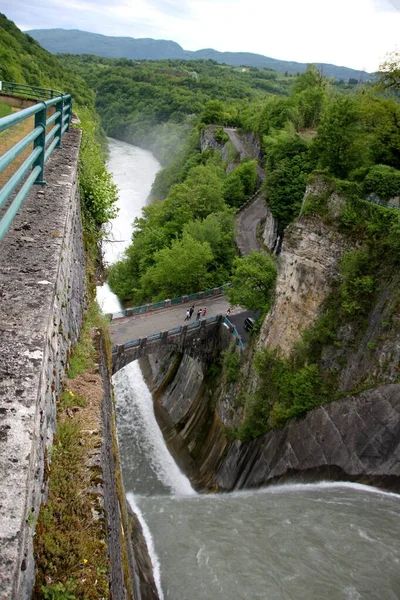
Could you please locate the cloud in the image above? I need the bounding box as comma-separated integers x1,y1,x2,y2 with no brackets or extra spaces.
3,0,400,71
370,0,400,11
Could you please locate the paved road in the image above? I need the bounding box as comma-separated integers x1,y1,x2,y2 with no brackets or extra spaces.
236,192,269,256
224,127,268,255
109,295,245,346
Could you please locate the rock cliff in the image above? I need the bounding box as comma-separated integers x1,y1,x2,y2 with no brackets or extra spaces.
141,177,400,493
258,213,351,357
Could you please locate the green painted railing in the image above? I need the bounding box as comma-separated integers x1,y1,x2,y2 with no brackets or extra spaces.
0,80,63,100
0,84,72,240
120,314,244,353
111,285,228,319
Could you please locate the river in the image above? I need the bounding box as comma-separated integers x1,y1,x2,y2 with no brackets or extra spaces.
102,139,400,600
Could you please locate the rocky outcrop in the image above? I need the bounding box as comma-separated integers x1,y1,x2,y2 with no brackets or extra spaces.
239,130,262,162
141,177,400,496
200,126,230,163
216,385,400,492
261,205,280,253
258,213,351,357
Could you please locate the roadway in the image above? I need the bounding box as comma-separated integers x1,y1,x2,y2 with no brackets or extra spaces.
236,192,270,256
110,295,233,346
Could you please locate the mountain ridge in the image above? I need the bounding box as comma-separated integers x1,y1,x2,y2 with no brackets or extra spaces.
27,28,371,81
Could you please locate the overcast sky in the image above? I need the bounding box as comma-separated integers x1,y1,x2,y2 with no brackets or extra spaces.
2,0,399,71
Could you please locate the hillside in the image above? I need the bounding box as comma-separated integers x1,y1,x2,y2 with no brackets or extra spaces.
27,28,371,82
0,15,92,105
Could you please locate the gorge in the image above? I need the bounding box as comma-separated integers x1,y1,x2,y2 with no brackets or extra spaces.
104,138,400,599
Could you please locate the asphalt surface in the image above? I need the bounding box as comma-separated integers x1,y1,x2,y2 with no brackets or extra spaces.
236,193,269,256
109,295,245,346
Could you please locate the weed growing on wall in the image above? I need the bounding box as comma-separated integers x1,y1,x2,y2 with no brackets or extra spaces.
33,303,110,600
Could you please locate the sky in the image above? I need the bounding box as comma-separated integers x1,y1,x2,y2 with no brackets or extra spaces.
2,0,399,72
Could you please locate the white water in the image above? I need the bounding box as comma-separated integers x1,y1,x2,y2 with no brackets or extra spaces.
102,139,400,600
126,491,165,600
114,362,195,498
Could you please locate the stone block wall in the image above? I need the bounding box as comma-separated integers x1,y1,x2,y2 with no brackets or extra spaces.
0,129,86,599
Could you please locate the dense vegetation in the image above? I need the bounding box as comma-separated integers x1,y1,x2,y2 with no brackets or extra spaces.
0,14,91,104
108,150,255,303
57,53,292,164
29,27,372,81
57,51,398,308
0,13,118,251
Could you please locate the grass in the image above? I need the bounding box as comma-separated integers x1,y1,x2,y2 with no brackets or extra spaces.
0,104,56,190
33,303,110,600
0,100,12,118
67,301,109,378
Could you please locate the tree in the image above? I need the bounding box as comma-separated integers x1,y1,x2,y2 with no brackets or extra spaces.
228,251,277,311
292,65,328,129
359,94,400,169
201,100,226,124
378,50,400,92
223,160,257,208
138,233,214,301
258,97,300,139
313,96,368,178
184,209,236,280
263,131,314,228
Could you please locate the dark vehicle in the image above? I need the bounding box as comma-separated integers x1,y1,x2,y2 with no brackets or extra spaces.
244,317,255,332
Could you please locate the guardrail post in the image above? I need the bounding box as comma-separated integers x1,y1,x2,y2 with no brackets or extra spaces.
33,102,46,185
66,98,72,132
55,95,64,148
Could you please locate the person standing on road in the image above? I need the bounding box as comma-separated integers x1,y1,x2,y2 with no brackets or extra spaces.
185,309,190,321
202,307,207,317
196,308,202,320
189,305,194,319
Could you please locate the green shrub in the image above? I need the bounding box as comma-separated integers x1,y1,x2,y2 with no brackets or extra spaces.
339,248,377,316
0,101,12,118
77,107,118,234
363,165,400,202
222,345,241,383
239,349,328,436
214,126,229,145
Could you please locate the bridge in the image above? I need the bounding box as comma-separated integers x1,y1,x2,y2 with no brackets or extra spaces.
109,291,257,372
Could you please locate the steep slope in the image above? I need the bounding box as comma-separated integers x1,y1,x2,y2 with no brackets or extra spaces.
140,176,400,492
27,28,371,81
0,15,92,104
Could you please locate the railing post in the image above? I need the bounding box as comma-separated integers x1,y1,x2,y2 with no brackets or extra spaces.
55,94,64,148
66,98,72,132
33,102,47,185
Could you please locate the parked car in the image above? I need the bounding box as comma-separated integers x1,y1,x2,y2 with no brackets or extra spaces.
244,317,255,332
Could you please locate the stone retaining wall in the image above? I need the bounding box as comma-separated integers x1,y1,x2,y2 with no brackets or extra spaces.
0,129,86,599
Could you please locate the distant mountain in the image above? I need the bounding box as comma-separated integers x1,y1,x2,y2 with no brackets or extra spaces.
27,28,371,81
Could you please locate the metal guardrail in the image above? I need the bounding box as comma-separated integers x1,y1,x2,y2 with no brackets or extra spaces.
0,83,72,240
0,80,63,100
120,313,244,354
111,285,228,319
